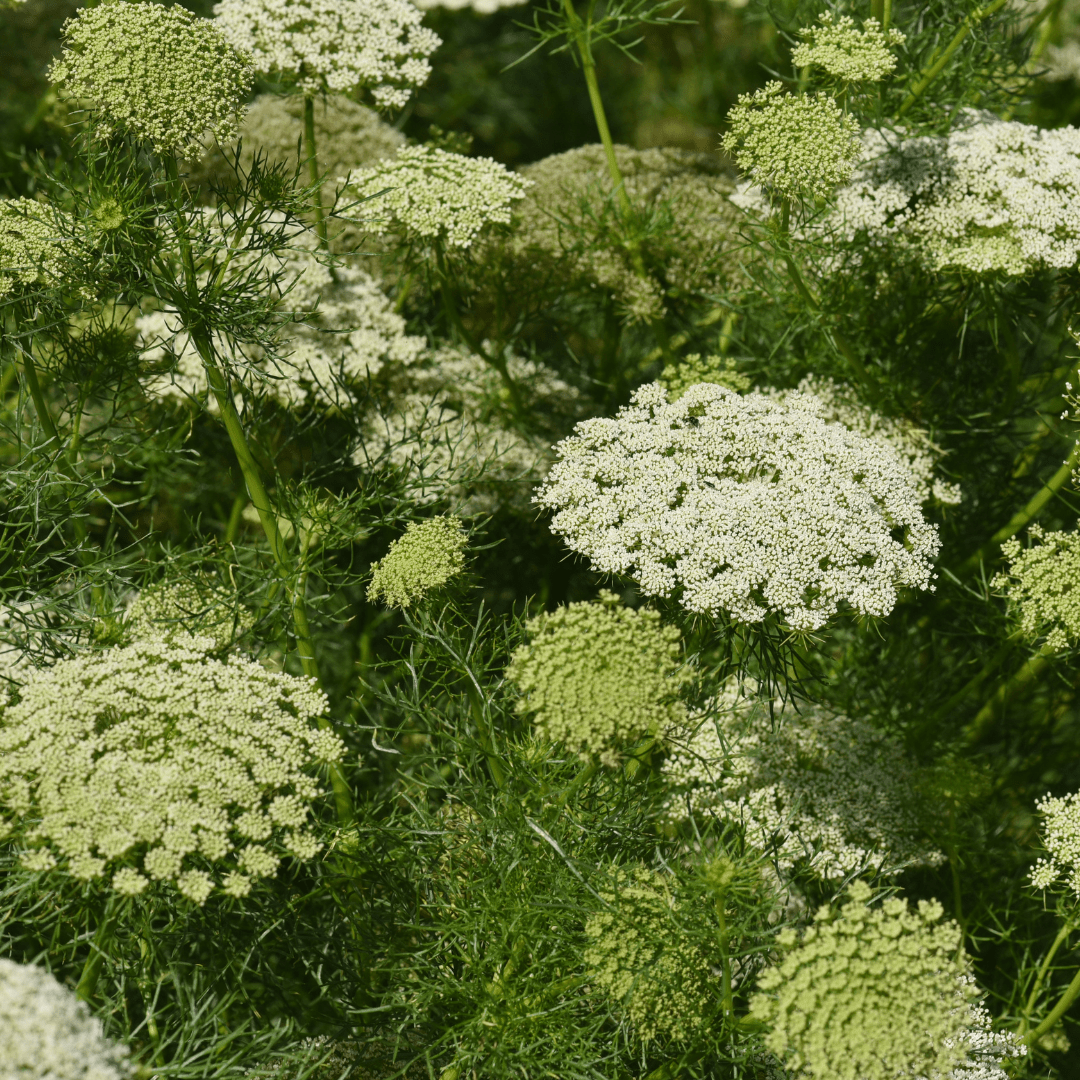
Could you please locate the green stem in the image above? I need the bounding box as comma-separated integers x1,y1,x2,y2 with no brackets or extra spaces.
0,358,17,402
1021,915,1075,1036
956,439,1080,577
897,0,1011,118
76,895,122,1003
467,683,507,790
963,644,1055,745
163,153,352,823
303,95,330,253
1025,963,1080,1046
224,490,247,543
882,0,892,31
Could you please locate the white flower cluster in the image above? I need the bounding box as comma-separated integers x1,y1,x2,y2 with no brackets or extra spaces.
358,342,580,511
50,2,253,154
0,958,132,1080
139,239,424,410
0,198,64,298
535,381,940,631
339,145,532,248
791,13,905,83
722,82,861,202
950,994,1027,1080
0,637,342,903
768,375,962,505
213,0,440,108
831,118,1080,274
662,682,942,880
992,522,1080,651
126,578,255,651
1030,788,1080,896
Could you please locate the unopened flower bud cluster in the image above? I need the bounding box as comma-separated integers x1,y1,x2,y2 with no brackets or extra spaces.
0,958,133,1080
50,2,253,154
583,866,713,1043
506,591,688,767
340,145,532,248
662,681,942,879
214,0,440,108
126,578,255,651
749,881,977,1080
792,13,906,84
535,381,940,631
0,638,342,903
992,522,1080,651
0,198,64,298
831,118,1080,275
367,515,468,609
722,82,861,202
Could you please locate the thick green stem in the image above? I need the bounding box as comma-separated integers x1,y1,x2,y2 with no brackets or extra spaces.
1025,962,1080,1045
303,96,330,252
224,489,247,543
76,895,122,1003
882,0,892,31
963,644,1055,745
163,153,353,823
956,439,1080,577
897,0,1011,117
1021,915,1075,1036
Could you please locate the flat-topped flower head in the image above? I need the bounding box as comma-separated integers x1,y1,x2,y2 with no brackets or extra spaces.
833,119,1080,275
367,515,468,609
749,881,978,1080
49,2,253,154
663,683,943,880
0,638,342,903
0,198,64,298
992,522,1080,651
583,866,711,1043
792,13,905,83
722,82,860,202
0,958,133,1079
339,146,532,248
535,382,940,631
505,591,689,766
213,0,440,108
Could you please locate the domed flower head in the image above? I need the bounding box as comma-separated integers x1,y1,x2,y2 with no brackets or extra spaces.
992,523,1080,651
749,881,978,1080
722,81,860,202
534,382,940,632
0,637,343,903
339,145,532,248
49,2,252,155
213,0,441,108
505,591,689,766
583,866,712,1043
367,515,468,609
0,958,132,1080
792,13,906,84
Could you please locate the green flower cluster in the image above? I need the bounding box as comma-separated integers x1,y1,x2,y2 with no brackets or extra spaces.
659,353,751,400
993,523,1080,650
0,638,342,903
367,516,468,609
505,591,688,766
792,13,906,84
0,198,61,298
583,866,713,1043
49,1,253,154
749,881,975,1080
126,578,255,652
722,82,861,202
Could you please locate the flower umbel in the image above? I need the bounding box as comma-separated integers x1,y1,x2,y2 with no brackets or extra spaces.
535,381,940,631
722,82,860,202
791,14,905,84
505,591,688,766
49,1,253,154
749,881,977,1080
1030,789,1080,897
0,638,341,903
367,515,468,609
